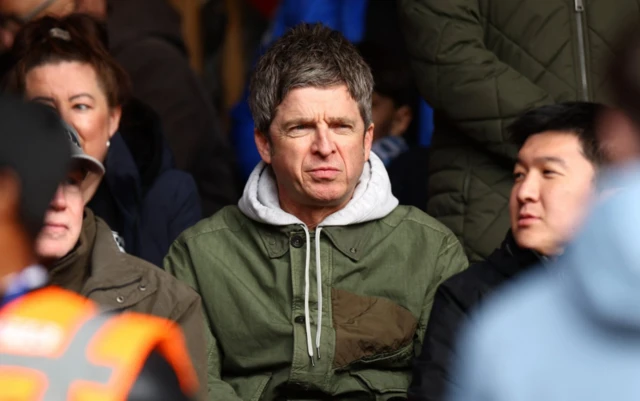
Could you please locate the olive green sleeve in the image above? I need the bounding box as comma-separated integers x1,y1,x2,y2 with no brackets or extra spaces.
164,241,243,401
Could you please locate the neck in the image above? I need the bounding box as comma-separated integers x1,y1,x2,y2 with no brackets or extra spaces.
279,194,353,230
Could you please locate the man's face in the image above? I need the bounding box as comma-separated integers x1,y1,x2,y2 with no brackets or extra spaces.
510,131,596,256
0,0,74,50
255,85,373,212
35,168,85,262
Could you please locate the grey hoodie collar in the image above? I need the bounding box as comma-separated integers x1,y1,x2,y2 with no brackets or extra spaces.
238,152,399,227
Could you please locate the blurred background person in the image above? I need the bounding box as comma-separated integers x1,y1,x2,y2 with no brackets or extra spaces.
7,14,201,267
0,96,198,401
409,102,606,401
358,40,429,210
399,0,640,263
0,0,240,216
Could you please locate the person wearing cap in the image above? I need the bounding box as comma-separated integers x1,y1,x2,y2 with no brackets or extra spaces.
33,117,210,400
0,95,198,401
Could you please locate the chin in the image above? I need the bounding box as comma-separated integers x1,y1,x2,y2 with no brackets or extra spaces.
36,242,73,262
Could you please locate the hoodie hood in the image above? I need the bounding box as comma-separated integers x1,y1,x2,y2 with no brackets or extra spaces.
238,152,399,227
564,162,640,330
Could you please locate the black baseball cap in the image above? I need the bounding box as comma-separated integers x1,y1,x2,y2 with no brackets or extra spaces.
0,95,71,239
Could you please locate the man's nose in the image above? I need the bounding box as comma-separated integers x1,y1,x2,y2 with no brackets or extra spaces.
516,175,540,203
311,127,336,157
49,186,67,210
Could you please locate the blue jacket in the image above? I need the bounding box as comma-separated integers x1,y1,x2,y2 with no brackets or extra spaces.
88,107,201,267
449,165,640,401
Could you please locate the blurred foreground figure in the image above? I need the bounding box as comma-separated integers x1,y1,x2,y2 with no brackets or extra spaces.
0,97,198,401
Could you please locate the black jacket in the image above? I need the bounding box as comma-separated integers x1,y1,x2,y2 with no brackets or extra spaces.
408,231,543,401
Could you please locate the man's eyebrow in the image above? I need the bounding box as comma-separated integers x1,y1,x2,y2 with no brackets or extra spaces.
535,156,568,167
326,117,356,126
282,118,315,128
515,156,568,167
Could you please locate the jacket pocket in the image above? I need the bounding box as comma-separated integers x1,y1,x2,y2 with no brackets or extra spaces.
332,288,417,369
349,368,411,401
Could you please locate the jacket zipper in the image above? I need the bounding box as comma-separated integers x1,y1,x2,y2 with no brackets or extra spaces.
574,0,589,100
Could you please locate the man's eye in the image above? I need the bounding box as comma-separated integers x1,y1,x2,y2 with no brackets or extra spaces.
73,104,90,111
543,170,557,176
513,172,525,181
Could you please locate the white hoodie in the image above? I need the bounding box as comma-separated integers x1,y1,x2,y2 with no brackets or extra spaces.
238,152,398,364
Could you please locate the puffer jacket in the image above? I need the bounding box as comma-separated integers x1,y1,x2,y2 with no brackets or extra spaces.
48,209,208,400
165,153,469,401
398,0,640,262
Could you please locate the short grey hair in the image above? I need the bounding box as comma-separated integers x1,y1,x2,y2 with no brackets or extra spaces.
249,23,374,134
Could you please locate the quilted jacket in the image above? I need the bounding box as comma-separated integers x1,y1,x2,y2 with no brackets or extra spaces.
399,0,640,262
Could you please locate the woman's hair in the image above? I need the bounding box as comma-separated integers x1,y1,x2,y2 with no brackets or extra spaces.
7,13,130,108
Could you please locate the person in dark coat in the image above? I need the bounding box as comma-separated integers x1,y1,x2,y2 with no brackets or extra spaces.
7,14,201,267
408,101,607,401
0,0,240,216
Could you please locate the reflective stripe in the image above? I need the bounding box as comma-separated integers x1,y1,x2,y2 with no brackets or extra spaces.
0,313,114,399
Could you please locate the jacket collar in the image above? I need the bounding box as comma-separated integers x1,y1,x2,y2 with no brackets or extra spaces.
488,231,545,278
259,220,378,262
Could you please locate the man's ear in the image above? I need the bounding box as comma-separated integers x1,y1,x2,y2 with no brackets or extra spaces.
254,129,272,164
364,123,374,161
389,105,413,137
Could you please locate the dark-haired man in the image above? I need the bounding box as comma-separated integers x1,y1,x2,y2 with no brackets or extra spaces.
408,102,605,401
166,23,468,400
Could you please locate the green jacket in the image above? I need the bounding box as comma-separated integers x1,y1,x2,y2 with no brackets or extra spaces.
165,154,468,400
399,0,640,262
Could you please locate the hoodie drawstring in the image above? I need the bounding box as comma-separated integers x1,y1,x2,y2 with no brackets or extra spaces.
301,225,314,366
315,227,323,360
300,224,324,366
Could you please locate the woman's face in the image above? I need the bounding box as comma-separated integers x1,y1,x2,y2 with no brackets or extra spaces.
24,61,121,163
36,169,86,262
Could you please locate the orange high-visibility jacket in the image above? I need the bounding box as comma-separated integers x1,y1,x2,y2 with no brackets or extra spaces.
0,286,198,400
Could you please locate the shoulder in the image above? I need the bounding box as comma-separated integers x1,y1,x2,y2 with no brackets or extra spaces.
175,206,250,244
462,269,558,349
437,260,509,311
382,205,461,245
384,206,455,233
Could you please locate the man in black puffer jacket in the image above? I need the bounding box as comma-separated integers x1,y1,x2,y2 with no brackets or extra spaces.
408,102,607,401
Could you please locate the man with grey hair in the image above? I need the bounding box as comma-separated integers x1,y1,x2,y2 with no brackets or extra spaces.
165,23,468,401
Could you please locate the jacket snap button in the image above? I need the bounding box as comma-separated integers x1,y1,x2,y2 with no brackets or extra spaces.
350,247,357,254
138,284,147,292
116,296,124,303
294,315,305,324
290,235,305,248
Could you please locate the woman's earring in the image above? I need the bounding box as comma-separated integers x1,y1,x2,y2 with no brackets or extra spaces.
107,140,111,148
